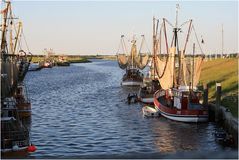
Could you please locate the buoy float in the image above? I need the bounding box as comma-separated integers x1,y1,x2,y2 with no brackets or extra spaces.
12,144,19,151
27,144,37,152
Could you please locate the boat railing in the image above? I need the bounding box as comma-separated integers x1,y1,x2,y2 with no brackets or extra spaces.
2,98,17,109
1,139,29,149
1,130,29,140
12,139,29,147
154,89,166,98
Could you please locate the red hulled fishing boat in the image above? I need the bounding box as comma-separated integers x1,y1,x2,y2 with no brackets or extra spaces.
153,5,208,122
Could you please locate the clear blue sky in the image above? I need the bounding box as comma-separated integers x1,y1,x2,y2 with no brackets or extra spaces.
8,0,238,55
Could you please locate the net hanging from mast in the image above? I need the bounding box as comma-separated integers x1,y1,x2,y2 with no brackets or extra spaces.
116,35,128,69
134,35,150,70
154,17,205,89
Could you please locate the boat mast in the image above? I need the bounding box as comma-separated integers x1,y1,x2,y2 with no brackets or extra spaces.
13,21,22,55
173,4,180,87
131,36,135,69
192,43,195,90
153,16,156,80
1,1,10,53
9,10,13,54
152,17,159,80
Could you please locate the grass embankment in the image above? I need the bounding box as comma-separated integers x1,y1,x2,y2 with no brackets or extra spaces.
200,58,238,117
81,55,116,60
67,56,91,63
29,55,116,63
30,55,91,63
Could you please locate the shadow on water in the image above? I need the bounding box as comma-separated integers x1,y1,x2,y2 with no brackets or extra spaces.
10,59,237,159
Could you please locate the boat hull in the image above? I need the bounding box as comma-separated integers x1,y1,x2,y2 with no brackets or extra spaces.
154,90,208,123
16,99,31,118
140,97,154,104
1,147,28,158
56,62,70,66
157,109,208,122
121,81,143,86
17,110,31,118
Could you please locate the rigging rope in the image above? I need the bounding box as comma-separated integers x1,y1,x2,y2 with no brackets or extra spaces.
139,35,150,54
22,31,30,53
192,24,205,55
154,20,170,79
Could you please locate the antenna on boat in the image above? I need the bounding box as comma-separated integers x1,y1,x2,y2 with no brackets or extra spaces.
173,4,181,87
221,24,224,58
175,3,180,29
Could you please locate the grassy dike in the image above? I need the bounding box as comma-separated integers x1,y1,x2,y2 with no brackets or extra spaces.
199,58,238,117
29,55,116,63
30,55,91,63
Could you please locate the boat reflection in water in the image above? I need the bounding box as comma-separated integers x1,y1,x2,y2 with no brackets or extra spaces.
152,120,194,153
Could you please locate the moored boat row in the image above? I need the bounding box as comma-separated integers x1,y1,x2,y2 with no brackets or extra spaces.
117,5,208,123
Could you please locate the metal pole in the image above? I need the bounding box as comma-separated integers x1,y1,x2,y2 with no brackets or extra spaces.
221,24,224,58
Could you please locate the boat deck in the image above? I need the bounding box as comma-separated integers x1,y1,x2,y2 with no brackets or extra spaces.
158,96,205,110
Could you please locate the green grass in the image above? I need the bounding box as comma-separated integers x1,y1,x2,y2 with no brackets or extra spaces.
67,57,91,63
199,58,238,117
29,55,91,63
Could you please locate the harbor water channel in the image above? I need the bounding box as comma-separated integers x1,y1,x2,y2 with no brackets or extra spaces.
22,59,236,158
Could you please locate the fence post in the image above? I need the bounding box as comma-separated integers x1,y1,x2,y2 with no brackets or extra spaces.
215,83,222,122
203,83,208,106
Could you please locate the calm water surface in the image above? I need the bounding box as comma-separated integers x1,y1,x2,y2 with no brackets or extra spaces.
24,59,236,158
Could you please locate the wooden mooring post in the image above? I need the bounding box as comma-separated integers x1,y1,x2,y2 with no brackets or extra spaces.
208,82,238,147
215,83,222,122
203,83,208,106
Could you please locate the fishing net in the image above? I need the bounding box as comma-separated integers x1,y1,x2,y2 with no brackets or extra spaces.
135,53,149,70
117,54,128,69
155,47,175,89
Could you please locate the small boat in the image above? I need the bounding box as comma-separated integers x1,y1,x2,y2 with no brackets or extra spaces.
142,105,160,117
153,6,208,123
117,35,150,87
139,79,161,104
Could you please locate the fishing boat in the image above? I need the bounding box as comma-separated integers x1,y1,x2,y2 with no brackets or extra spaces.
153,5,208,123
142,105,160,117
138,17,162,104
1,1,33,155
42,48,54,68
117,35,150,86
42,61,53,68
56,55,70,66
122,68,144,86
